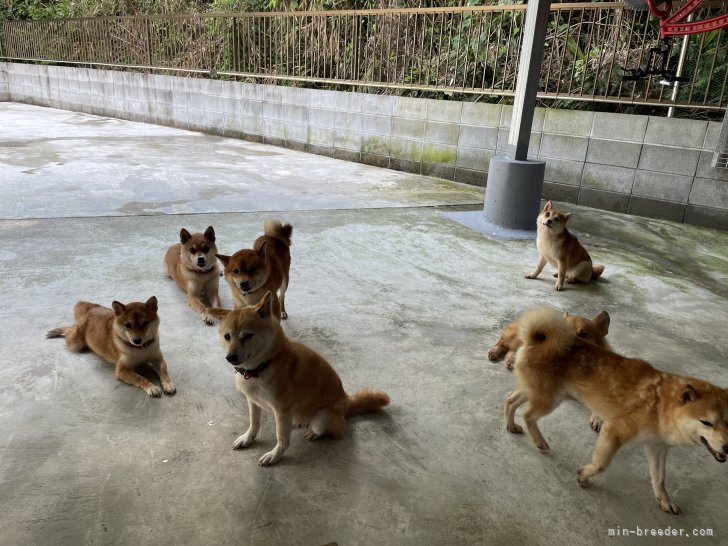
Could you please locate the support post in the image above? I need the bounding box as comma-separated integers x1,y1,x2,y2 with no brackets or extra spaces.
481,0,551,232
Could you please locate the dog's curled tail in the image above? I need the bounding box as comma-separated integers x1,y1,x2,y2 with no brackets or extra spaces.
591,264,605,280
517,307,575,362
264,219,293,247
346,389,390,418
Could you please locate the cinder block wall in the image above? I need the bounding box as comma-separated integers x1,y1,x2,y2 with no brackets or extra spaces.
3,62,727,229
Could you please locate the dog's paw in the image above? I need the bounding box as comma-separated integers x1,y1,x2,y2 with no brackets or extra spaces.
588,414,602,433
576,468,590,488
657,496,681,515
525,273,538,279
536,439,550,451
162,382,176,395
146,385,163,398
506,423,523,434
232,432,255,449
504,354,515,370
553,282,564,291
202,314,215,326
258,448,283,466
487,347,499,361
303,430,320,441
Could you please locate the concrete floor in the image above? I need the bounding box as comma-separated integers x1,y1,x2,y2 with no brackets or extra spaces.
1,102,728,545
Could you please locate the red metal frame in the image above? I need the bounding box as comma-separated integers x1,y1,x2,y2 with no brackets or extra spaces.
647,0,728,38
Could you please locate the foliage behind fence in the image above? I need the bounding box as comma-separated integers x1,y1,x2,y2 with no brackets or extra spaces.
1,2,726,110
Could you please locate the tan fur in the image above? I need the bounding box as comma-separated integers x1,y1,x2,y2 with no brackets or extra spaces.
488,310,610,370
46,297,175,397
164,226,221,325
208,292,389,466
217,219,292,320
525,201,604,291
504,307,728,514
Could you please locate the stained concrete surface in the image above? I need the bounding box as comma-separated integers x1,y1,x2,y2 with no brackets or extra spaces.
1,102,728,546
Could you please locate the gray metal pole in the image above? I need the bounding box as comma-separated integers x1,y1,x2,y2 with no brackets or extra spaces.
508,0,552,160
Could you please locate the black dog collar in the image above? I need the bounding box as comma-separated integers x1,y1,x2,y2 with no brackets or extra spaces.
236,358,273,380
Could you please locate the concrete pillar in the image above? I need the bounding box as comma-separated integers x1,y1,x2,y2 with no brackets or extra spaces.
482,0,551,232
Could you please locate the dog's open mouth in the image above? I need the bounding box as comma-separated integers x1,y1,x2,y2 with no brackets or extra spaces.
701,437,727,462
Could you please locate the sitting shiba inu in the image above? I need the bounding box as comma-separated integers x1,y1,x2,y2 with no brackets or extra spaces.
488,310,610,370
46,297,175,397
209,292,390,466
164,226,221,325
525,201,604,291
217,219,292,320
504,307,728,514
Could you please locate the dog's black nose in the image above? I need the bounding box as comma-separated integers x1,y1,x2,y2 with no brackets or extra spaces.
545,219,552,225
197,257,206,266
723,443,728,455
240,281,250,291
226,353,238,363
132,337,142,345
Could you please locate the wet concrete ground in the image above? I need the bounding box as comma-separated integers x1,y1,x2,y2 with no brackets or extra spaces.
1,102,728,545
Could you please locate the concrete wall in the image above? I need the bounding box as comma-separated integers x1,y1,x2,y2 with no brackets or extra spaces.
3,62,727,229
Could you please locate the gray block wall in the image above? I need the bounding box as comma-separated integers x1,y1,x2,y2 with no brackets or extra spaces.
2,62,727,230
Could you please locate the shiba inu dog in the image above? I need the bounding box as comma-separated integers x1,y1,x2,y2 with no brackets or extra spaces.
46,297,175,397
164,226,221,325
208,292,390,466
488,310,610,370
504,307,728,514
525,201,604,291
217,219,292,320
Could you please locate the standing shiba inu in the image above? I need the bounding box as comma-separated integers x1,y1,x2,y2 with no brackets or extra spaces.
217,219,292,320
504,307,728,514
525,201,604,291
164,226,221,325
46,297,175,397
488,310,610,370
208,292,390,466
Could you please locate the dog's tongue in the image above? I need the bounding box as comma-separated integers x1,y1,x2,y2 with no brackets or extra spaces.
703,438,727,462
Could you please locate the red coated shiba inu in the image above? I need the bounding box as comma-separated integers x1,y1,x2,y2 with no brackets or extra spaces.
525,202,604,291
164,226,221,325
504,307,728,514
47,297,175,397
209,292,389,466
217,219,292,320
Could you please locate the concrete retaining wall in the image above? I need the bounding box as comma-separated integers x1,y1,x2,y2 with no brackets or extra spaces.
2,62,727,229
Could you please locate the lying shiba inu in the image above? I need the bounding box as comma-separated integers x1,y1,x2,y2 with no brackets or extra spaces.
217,219,292,320
46,297,175,397
164,226,221,325
209,292,390,466
504,307,728,514
488,310,610,370
525,201,604,291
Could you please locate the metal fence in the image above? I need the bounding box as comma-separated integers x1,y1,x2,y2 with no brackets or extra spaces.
1,2,726,110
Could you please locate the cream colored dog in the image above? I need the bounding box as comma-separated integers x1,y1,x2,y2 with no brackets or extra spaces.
47,297,175,397
526,201,604,291
505,307,728,514
209,292,389,466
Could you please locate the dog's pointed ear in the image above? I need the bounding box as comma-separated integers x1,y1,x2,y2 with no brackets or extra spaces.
562,213,572,223
256,291,274,319
145,296,158,312
111,301,126,316
180,229,192,244
207,307,230,320
257,240,268,257
594,310,610,336
204,226,216,242
681,385,698,403
216,254,230,267
543,201,553,212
